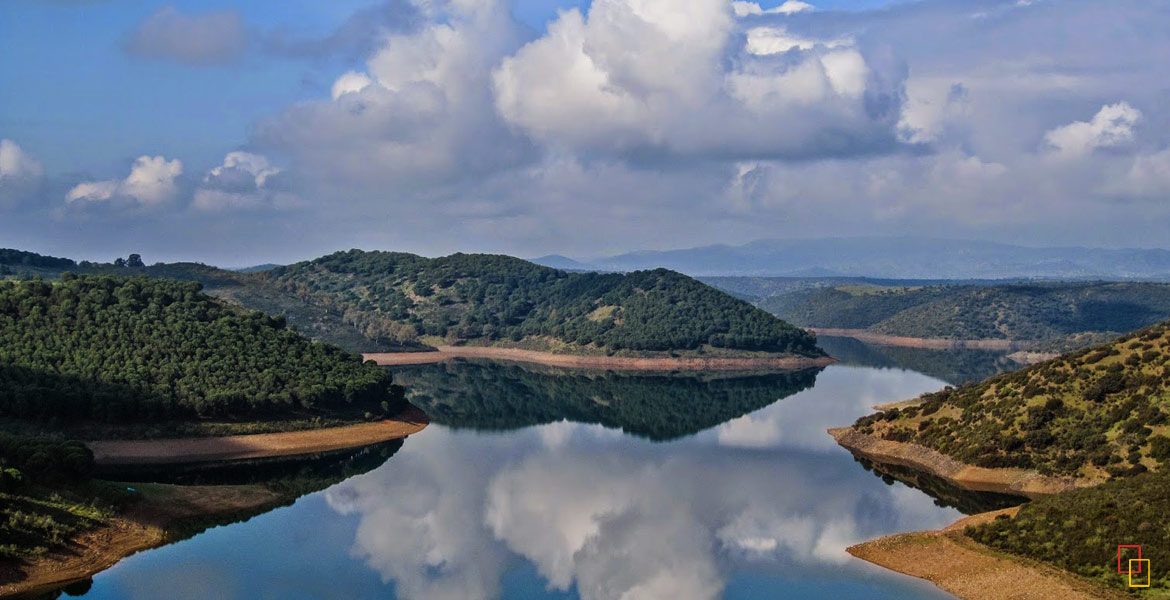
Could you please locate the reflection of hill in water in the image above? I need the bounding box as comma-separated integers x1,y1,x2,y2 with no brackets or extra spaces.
395,360,821,440
816,336,1017,385
851,454,1025,515
99,439,405,488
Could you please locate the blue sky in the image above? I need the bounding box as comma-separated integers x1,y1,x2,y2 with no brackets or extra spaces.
2,0,1168,265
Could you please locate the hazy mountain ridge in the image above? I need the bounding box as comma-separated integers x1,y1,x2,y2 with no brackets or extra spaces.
538,237,1170,279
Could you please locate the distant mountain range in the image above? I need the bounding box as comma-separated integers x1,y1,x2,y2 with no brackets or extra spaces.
531,237,1170,280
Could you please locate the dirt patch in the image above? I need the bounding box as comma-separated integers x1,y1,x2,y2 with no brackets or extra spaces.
1007,351,1061,365
848,508,1127,600
812,328,1038,351
364,346,835,371
88,405,429,466
0,484,283,597
828,428,1095,498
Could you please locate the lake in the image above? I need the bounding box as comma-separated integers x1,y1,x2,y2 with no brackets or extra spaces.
50,346,1020,600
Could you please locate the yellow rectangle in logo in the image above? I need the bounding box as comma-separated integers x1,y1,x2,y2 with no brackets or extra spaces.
1129,559,1151,588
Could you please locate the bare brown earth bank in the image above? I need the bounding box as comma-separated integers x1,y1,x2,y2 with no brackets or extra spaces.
88,405,429,466
828,427,1096,498
0,484,283,597
812,328,1038,351
364,345,835,371
848,507,1126,600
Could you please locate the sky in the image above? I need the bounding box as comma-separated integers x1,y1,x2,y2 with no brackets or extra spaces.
1,0,1168,266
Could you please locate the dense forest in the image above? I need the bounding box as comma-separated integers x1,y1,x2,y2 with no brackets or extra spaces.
853,321,1170,478
264,250,822,355
756,281,1170,342
967,469,1170,592
0,275,405,423
3,248,823,356
396,361,820,440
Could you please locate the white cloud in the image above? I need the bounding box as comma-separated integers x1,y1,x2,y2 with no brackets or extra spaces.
330,71,373,99
255,0,530,189
124,6,250,65
1043,101,1141,158
66,155,182,208
0,139,43,208
1109,149,1170,198
732,1,814,17
743,26,848,55
193,151,297,211
492,0,897,157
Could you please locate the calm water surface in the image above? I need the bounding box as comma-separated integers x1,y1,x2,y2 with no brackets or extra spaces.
58,351,1020,600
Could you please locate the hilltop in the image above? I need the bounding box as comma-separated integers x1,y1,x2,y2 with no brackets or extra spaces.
261,250,823,357
2,249,824,359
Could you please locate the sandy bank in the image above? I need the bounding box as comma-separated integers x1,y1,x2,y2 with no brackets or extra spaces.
0,484,283,598
848,508,1126,600
364,345,835,371
828,427,1094,498
812,329,1037,351
88,405,428,466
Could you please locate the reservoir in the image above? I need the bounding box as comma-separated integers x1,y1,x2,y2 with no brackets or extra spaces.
52,345,1018,600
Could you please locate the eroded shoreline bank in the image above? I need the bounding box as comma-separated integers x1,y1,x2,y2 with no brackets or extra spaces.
2,409,429,597
847,508,1126,600
87,405,429,466
364,345,836,371
828,427,1093,498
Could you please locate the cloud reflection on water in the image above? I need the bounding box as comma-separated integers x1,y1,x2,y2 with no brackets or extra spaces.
326,366,958,600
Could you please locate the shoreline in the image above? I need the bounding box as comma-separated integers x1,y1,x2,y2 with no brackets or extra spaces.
88,405,429,466
848,508,1127,600
828,427,1094,498
0,483,286,598
812,329,1037,351
364,345,835,371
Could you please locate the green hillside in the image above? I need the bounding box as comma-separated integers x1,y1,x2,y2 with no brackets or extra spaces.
0,275,410,563
852,321,1170,478
966,470,1170,593
760,281,1170,342
0,275,405,426
2,249,822,357
263,250,823,356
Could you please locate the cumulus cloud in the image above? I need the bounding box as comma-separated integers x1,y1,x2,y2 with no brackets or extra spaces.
732,1,814,17
0,139,43,209
1043,101,1142,158
193,151,298,211
492,0,901,158
65,155,182,208
124,6,250,65
254,0,532,190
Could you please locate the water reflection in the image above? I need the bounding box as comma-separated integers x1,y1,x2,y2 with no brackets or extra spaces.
63,363,970,600
817,335,1019,385
322,365,962,600
395,360,821,440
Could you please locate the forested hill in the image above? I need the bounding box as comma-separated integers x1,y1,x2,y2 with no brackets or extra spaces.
853,321,1170,479
0,275,404,424
264,250,823,356
756,281,1170,342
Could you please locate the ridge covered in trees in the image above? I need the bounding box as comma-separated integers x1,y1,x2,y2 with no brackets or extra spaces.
263,250,823,356
753,281,1170,342
0,275,405,424
852,321,1170,478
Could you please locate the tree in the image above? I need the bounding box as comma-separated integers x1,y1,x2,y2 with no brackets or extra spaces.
113,257,126,267
126,254,145,268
